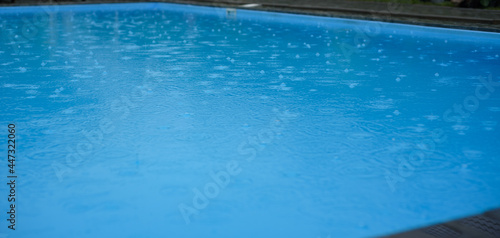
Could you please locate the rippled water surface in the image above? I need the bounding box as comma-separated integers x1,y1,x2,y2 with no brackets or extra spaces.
1,3,500,237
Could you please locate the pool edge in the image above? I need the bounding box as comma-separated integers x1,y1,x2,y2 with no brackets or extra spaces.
1,0,499,33
381,207,500,238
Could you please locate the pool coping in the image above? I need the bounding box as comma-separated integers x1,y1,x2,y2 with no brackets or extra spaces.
1,0,500,32
382,208,500,238
164,0,500,33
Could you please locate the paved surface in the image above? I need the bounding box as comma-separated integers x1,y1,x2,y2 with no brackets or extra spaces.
168,0,500,31
3,0,500,31
383,208,500,238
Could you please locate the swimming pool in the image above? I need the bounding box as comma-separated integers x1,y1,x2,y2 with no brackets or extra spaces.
1,2,499,237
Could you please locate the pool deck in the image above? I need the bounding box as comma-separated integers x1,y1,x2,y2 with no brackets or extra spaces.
383,207,500,238
167,0,500,32
2,0,500,32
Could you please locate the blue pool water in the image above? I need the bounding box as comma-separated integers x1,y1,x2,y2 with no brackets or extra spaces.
1,3,500,237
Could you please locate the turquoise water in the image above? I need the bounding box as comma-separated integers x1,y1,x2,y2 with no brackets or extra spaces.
1,3,500,237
